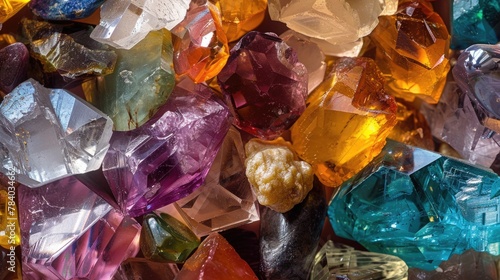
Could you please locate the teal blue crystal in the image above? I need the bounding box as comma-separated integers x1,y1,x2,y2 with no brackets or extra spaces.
328,139,500,270
451,0,500,49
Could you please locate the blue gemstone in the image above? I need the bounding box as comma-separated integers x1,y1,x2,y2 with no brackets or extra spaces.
328,139,500,270
29,0,106,20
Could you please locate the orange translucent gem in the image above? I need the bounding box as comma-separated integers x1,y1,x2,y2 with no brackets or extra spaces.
209,0,267,42
0,0,30,24
370,0,450,104
388,101,435,150
0,176,20,249
291,57,397,187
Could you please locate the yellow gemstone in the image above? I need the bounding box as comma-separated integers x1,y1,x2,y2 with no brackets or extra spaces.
0,0,30,24
370,0,450,104
0,184,21,249
388,101,435,150
209,0,267,42
291,57,397,187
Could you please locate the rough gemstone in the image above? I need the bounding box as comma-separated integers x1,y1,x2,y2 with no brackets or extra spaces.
220,228,261,276
329,139,500,270
113,258,179,280
90,30,175,131
90,0,190,49
0,43,28,97
21,19,117,79
0,79,113,188
311,241,408,280
29,0,106,20
408,249,499,280
174,127,259,237
245,137,314,213
140,212,200,263
370,0,450,103
176,232,258,279
217,31,308,139
102,77,232,217
209,0,267,42
0,175,20,249
291,57,397,187
172,0,229,83
19,176,141,279
421,81,500,168
0,0,30,24
260,180,327,280
451,0,500,49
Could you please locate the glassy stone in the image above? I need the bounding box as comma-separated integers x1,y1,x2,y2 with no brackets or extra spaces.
0,0,30,24
172,0,229,83
0,179,20,249
245,137,314,213
140,212,200,263
209,0,267,42
102,77,232,217
217,31,308,139
0,79,113,188
0,42,28,96
1,246,22,280
90,0,190,49
388,101,434,151
91,30,175,131
260,180,327,280
291,57,397,187
29,0,105,20
311,241,408,280
174,127,259,237
21,19,117,79
113,258,179,280
370,0,450,103
408,249,499,280
19,176,142,279
451,0,500,49
329,139,500,270
176,232,258,279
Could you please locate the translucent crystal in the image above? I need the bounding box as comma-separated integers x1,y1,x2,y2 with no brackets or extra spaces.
389,101,435,151
0,176,20,249
113,258,179,280
0,0,30,24
310,241,408,280
0,79,113,188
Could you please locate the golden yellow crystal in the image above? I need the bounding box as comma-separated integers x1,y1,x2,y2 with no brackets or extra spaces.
370,0,450,104
0,0,29,23
291,57,397,187
0,179,20,249
209,0,267,42
388,101,435,150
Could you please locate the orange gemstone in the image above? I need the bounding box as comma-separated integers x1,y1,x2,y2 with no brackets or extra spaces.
0,0,30,24
388,101,435,150
370,0,450,104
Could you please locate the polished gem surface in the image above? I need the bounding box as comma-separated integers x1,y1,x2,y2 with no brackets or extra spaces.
0,42,28,95
329,139,500,270
29,0,105,20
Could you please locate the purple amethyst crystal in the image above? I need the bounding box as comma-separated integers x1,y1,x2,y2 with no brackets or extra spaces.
0,43,29,95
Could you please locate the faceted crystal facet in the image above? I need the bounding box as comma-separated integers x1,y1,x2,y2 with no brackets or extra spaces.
102,78,232,217
370,0,450,103
311,241,408,280
140,213,200,263
176,232,258,279
209,0,267,42
29,0,106,20
22,19,117,79
217,31,308,139
329,139,500,270
172,1,229,83
245,137,314,213
113,258,179,280
174,127,259,237
0,79,113,188
0,0,30,23
90,31,175,131
0,42,29,95
90,0,190,49
291,57,397,187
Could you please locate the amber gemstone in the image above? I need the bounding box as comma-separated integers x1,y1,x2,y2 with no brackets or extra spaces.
0,0,30,24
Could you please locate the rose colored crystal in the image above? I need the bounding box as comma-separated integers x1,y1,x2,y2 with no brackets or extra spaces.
217,31,308,139
176,232,258,279
102,77,232,217
0,42,28,95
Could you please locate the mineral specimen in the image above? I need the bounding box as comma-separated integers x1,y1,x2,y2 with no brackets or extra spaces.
291,57,397,187
0,0,30,24
388,101,434,151
370,0,450,103
176,232,258,279
102,77,231,217
329,139,500,270
0,79,113,188
29,0,106,20
260,180,327,280
245,137,313,213
217,31,308,139
172,0,229,83
310,241,408,280
140,212,200,263
174,127,259,236
90,0,190,49
0,42,28,95
0,180,20,249
113,258,179,280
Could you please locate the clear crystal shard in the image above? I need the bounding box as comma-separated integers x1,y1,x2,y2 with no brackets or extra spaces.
0,79,113,188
